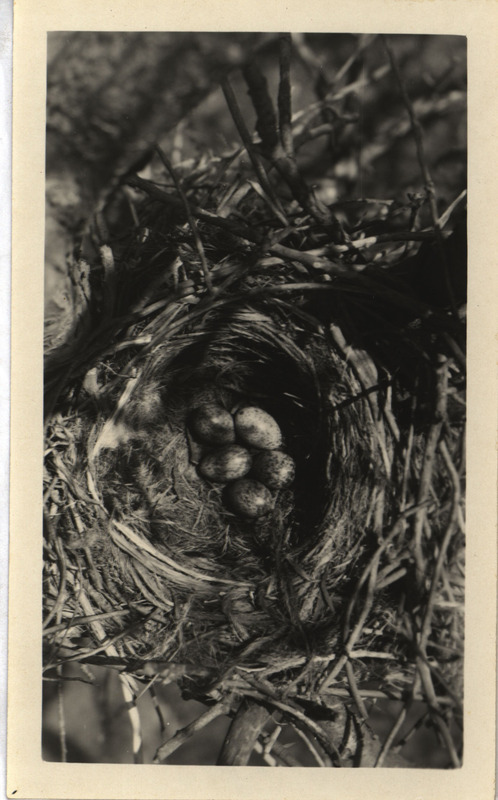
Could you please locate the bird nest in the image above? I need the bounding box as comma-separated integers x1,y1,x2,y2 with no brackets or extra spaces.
43,36,465,767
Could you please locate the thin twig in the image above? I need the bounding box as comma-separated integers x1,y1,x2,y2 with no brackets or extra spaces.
253,739,278,766
345,661,369,721
47,610,157,668
416,659,461,767
412,357,448,580
341,516,408,643
154,699,233,763
382,36,458,318
418,439,461,650
437,189,467,229
221,77,288,224
375,705,409,768
218,699,272,766
392,709,429,751
242,689,343,766
375,674,420,767
154,145,213,293
278,34,294,159
292,725,331,767
332,34,378,87
43,516,69,629
242,60,279,153
76,587,145,764
126,173,262,245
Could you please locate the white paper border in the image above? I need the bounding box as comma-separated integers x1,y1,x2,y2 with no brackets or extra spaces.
9,2,498,798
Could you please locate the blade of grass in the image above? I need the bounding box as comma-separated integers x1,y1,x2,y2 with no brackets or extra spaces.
154,144,213,294
221,76,289,225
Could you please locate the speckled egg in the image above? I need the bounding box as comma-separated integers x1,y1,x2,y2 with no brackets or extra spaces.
198,445,252,483
225,478,274,518
189,403,236,445
234,407,282,450
251,450,295,489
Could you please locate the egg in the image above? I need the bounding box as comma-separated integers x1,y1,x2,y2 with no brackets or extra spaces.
198,445,252,483
189,403,236,445
234,407,282,450
251,450,295,489
225,478,274,518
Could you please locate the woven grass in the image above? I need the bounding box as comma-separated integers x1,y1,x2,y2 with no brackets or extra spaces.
43,34,465,767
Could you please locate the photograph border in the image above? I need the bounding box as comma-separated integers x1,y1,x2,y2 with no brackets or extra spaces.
8,1,498,798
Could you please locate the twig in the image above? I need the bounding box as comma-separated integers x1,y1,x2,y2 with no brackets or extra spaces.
332,34,378,87
261,723,282,758
292,725,331,767
375,706,408,768
47,609,157,668
392,709,429,751
242,689,343,766
236,672,343,763
437,189,467,229
349,650,397,661
290,64,390,137
278,34,294,159
382,36,458,318
341,516,408,643
221,77,288,225
218,699,272,766
43,525,68,630
411,433,462,767
44,608,132,635
242,60,279,153
338,230,436,251
411,357,448,581
345,661,369,721
400,411,416,510
375,565,408,590
253,739,278,766
76,587,145,763
126,174,262,247
416,658,461,767
154,145,213,294
418,439,461,650
154,699,233,763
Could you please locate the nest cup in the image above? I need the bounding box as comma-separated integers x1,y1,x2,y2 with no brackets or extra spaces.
69,302,379,674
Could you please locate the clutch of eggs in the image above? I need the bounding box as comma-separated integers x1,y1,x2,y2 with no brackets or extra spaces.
189,402,294,518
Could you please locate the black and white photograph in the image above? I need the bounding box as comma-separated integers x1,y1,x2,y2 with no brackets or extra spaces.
7,3,498,798
42,30,467,768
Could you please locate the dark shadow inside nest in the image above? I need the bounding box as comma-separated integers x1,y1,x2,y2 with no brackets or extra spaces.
146,304,379,546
